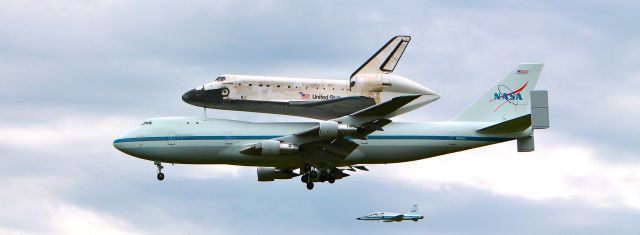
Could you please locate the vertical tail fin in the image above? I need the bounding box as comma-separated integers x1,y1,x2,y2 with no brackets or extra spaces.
350,35,411,90
452,63,544,122
410,204,418,213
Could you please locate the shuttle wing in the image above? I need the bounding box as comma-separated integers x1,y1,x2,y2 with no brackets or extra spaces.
209,96,377,120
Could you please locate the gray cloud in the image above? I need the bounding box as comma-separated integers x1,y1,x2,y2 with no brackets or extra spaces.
1,0,639,234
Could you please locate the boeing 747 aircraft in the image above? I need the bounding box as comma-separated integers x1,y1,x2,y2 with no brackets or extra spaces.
357,205,424,222
113,64,549,190
181,36,440,120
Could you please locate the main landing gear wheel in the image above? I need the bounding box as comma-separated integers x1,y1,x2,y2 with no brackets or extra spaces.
154,161,164,181
306,182,314,190
327,176,335,184
328,171,336,184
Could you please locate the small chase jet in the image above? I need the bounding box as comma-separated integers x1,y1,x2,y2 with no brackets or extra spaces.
358,205,424,222
181,36,440,120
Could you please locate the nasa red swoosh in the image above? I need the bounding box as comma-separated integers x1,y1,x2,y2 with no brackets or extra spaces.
509,82,528,96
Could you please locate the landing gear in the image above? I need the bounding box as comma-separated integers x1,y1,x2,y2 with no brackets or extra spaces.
302,163,312,173
154,161,164,181
299,164,343,190
327,175,336,184
309,170,318,178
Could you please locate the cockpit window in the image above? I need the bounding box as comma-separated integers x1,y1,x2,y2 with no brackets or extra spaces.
140,121,153,125
215,76,226,82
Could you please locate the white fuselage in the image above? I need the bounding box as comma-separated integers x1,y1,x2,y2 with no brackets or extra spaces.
113,117,530,168
182,74,440,120
357,212,424,222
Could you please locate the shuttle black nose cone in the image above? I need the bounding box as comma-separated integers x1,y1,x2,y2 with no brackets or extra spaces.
182,89,196,104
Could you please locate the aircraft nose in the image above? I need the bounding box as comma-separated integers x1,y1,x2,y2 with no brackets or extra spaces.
182,88,224,106
113,137,129,154
113,139,123,151
182,89,196,104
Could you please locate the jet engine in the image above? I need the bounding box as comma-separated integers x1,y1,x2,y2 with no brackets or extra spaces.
261,140,298,156
257,167,297,181
318,121,358,138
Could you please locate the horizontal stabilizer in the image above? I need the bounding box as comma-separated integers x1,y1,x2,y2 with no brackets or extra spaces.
476,114,531,134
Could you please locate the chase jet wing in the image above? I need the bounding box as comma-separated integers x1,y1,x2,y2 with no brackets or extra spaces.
388,214,404,222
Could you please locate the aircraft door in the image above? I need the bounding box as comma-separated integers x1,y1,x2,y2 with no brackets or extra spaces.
224,131,236,145
447,131,458,146
167,132,176,145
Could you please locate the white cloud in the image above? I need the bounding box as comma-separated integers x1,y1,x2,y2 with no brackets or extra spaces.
51,204,141,235
371,133,640,209
0,176,139,235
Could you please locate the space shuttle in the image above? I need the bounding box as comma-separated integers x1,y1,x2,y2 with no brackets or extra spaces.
181,36,440,120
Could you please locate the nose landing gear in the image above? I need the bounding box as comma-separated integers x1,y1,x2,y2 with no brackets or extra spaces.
155,161,164,181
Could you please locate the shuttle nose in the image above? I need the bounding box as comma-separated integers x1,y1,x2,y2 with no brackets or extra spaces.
181,88,224,106
182,89,196,104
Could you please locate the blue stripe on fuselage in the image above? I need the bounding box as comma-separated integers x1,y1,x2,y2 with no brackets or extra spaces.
113,135,510,144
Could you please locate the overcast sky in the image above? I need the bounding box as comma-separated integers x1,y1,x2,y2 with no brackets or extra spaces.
1,1,639,234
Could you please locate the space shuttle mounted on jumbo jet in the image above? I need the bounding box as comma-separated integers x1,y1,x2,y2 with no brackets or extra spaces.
181,35,440,120
114,63,550,190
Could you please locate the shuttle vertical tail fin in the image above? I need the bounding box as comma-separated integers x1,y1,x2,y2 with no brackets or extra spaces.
350,36,411,90
452,64,544,122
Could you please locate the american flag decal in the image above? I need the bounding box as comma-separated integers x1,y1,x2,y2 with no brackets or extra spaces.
517,69,529,74
299,92,310,100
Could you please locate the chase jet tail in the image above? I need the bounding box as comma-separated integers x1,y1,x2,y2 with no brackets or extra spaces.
410,204,418,213
350,36,411,88
452,63,544,122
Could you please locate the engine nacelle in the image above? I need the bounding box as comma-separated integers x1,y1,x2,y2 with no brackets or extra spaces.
257,167,296,181
261,140,298,156
318,121,358,138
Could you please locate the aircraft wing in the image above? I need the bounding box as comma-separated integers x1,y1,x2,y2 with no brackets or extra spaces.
210,96,377,120
239,95,420,160
389,214,404,221
278,95,421,159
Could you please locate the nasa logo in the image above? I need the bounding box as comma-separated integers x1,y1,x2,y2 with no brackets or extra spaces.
493,92,523,101
490,82,528,112
492,82,527,101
